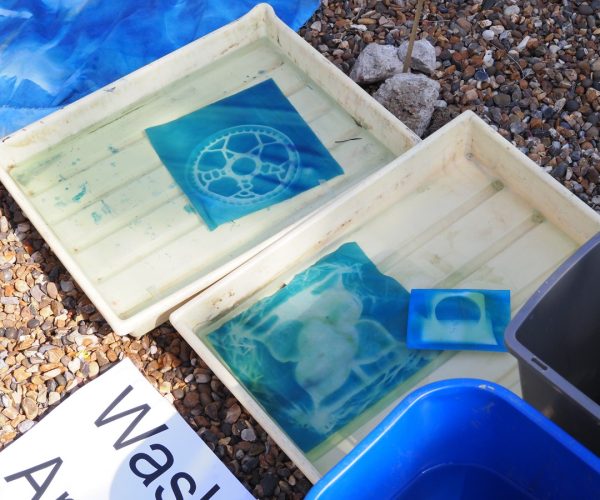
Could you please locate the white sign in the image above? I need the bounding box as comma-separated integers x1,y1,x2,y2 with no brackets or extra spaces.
0,358,253,500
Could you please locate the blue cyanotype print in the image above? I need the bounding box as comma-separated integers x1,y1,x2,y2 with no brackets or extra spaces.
207,242,442,453
145,79,343,230
407,289,511,352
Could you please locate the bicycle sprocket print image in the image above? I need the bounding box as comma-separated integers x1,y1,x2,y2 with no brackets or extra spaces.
146,79,343,230
188,125,300,206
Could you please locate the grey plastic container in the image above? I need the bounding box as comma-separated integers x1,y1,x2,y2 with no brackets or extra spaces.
505,232,600,455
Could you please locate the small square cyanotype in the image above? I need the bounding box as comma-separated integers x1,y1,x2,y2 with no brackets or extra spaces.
407,289,511,352
145,79,344,230
207,242,442,453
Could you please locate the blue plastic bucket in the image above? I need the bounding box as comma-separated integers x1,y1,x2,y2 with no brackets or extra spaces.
307,379,600,500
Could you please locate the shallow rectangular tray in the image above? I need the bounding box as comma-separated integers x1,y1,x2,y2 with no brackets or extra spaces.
0,4,417,337
170,111,600,482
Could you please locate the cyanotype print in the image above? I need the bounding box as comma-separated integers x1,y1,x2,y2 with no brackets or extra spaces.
407,289,511,351
146,79,343,230
207,242,442,453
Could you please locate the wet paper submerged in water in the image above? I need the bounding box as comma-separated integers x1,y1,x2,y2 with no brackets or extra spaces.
146,79,343,230
207,242,442,453
407,289,511,351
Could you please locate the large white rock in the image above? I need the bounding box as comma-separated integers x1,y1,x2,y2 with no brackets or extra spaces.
349,43,403,84
373,73,440,137
398,39,437,75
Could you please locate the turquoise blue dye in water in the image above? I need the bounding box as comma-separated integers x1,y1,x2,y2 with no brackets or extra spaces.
207,242,442,453
71,182,88,202
145,79,343,230
407,289,511,352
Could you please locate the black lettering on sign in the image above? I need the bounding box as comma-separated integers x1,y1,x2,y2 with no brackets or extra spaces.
95,385,168,450
129,444,174,487
4,457,68,500
56,493,75,500
199,483,220,500
154,472,216,500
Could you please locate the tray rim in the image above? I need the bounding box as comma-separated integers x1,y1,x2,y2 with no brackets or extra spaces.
0,3,419,337
170,110,600,482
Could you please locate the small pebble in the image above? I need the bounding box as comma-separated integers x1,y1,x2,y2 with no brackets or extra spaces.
46,282,59,299
14,280,28,293
241,428,257,442
48,392,61,405
482,30,495,41
26,318,40,329
195,372,211,384
474,69,489,81
184,391,201,409
17,420,35,433
225,404,242,424
68,357,81,374
21,397,38,420
2,406,18,419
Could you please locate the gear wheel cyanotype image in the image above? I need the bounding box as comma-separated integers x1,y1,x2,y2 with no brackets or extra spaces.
146,79,344,230
189,125,300,206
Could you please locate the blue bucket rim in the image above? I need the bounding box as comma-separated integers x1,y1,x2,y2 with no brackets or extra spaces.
307,378,600,499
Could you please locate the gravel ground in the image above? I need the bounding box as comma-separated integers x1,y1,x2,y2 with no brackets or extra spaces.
302,0,600,206
0,1,599,499
0,185,312,499
0,181,311,499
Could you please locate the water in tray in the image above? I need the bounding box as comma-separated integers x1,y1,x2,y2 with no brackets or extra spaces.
9,39,395,321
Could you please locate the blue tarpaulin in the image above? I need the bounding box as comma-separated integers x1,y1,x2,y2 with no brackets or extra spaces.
0,0,319,137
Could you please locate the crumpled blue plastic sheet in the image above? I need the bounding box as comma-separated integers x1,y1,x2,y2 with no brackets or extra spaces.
207,242,442,454
146,79,343,230
0,0,319,137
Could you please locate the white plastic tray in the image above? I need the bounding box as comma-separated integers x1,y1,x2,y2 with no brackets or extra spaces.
0,4,418,337
170,111,600,482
